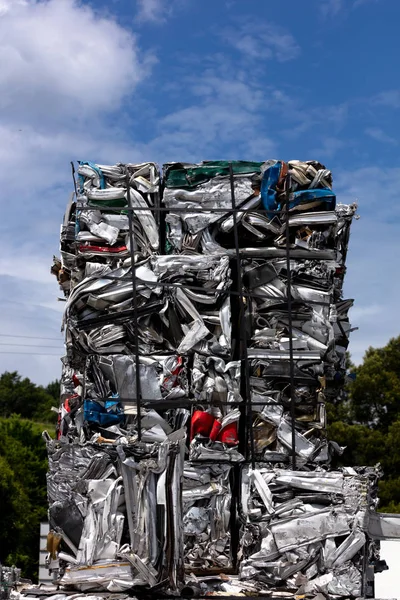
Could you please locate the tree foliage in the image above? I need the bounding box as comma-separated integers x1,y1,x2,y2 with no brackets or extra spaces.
0,371,58,422
0,371,58,580
328,335,400,512
0,416,49,580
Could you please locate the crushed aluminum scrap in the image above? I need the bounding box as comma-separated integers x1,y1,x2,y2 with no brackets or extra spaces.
44,430,185,593
44,158,386,598
239,465,381,597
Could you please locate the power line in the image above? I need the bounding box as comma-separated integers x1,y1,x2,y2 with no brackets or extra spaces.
0,343,63,349
0,314,60,322
0,351,62,356
0,334,63,341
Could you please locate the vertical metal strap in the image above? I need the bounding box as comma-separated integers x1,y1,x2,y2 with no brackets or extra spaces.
82,356,88,402
229,163,255,469
70,161,78,197
284,174,296,470
126,173,142,440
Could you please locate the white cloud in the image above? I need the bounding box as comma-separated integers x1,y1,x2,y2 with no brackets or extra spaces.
0,0,26,16
223,20,300,62
135,0,184,23
148,74,276,159
365,127,397,145
320,0,343,17
136,0,166,22
320,0,379,16
0,122,146,196
310,136,345,158
0,0,153,121
372,90,400,109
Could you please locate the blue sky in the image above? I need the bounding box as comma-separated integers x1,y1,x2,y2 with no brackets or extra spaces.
0,0,399,385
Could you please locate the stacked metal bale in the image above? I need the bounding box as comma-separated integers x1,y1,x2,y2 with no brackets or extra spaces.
50,162,187,592
164,162,265,574
161,159,370,597
238,465,381,597
49,158,380,598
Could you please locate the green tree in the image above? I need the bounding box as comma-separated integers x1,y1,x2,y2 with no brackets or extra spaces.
0,416,49,580
349,337,400,430
45,380,60,402
0,371,57,422
328,335,400,513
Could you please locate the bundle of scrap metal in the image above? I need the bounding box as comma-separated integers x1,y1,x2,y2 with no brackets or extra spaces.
53,161,160,295
164,159,357,465
45,433,185,592
163,159,350,258
48,158,383,598
50,163,187,594
238,465,381,597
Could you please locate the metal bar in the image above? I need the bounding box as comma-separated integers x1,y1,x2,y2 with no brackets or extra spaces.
70,161,78,197
74,203,296,215
58,396,319,407
78,275,334,306
284,174,296,471
135,595,295,600
82,356,87,407
229,162,255,469
126,172,142,440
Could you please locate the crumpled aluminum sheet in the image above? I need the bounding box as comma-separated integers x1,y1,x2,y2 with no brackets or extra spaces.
238,465,381,597
183,463,233,571
59,562,137,593
53,162,160,298
162,160,357,258
241,251,354,465
55,356,190,446
189,353,243,462
61,254,232,358
163,161,263,254
45,432,185,592
249,384,331,465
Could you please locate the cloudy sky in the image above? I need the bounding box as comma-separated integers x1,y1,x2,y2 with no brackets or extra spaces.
0,0,399,386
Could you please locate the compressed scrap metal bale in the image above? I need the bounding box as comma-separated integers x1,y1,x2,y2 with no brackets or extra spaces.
45,432,185,592
54,162,160,295
237,166,357,467
57,331,191,443
61,254,232,359
48,157,381,598
243,255,355,464
183,463,233,572
163,160,264,255
238,465,381,598
188,354,243,463
162,159,344,257
76,161,160,256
